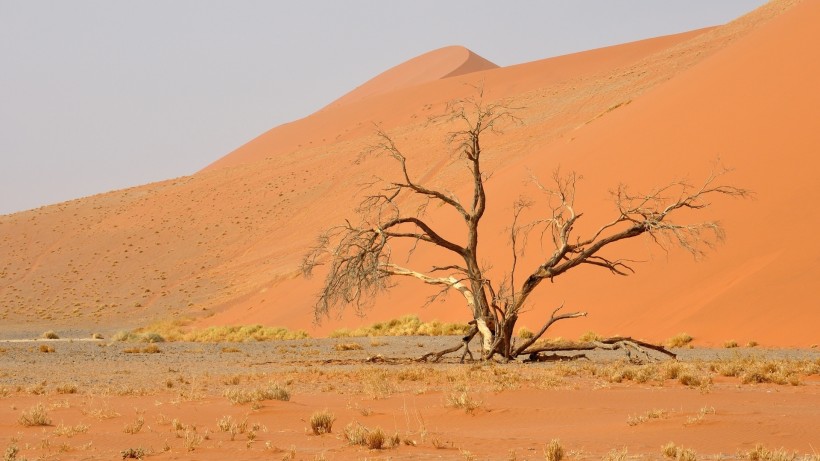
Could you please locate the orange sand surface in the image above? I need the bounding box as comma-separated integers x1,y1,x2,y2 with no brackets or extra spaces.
1,339,818,460
0,0,817,349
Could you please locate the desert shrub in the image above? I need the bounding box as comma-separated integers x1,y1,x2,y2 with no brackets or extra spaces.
38,344,55,353
724,340,739,348
579,331,602,342
310,410,335,435
603,448,629,461
123,417,145,434
746,340,759,347
41,330,59,339
19,403,51,426
55,383,78,394
121,447,145,459
140,333,165,343
446,391,482,414
343,422,397,449
746,444,802,461
518,327,534,339
224,383,289,404
544,438,564,461
334,343,363,351
330,315,469,337
666,333,693,348
662,442,697,461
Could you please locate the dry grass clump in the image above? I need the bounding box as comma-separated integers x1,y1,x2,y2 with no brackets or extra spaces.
627,409,669,426
662,442,697,461
603,447,629,461
121,447,145,459
334,342,363,351
224,383,289,405
91,332,104,339
518,327,534,339
543,439,564,461
122,344,161,354
579,331,603,342
19,403,52,426
446,391,482,414
123,416,145,434
343,422,398,449
38,344,55,353
53,423,89,438
309,409,335,435
711,357,812,385
55,383,78,394
116,318,308,342
724,340,739,348
744,444,818,461
330,314,469,337
41,330,59,339
666,333,694,348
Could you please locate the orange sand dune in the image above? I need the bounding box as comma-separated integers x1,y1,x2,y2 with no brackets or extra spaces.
0,0,813,347
323,45,498,111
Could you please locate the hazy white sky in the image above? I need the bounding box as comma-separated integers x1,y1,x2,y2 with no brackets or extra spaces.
0,1,768,215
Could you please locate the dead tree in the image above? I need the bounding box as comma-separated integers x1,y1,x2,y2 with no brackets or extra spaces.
302,95,749,362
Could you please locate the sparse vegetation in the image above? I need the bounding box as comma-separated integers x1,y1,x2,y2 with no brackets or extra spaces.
342,422,397,450
627,409,669,426
334,342,363,351
662,442,698,461
309,409,335,435
518,327,534,339
121,447,146,459
330,315,470,338
544,439,564,461
224,383,289,405
38,344,55,353
446,391,482,414
115,319,308,342
41,330,59,339
746,444,804,461
666,333,694,348
19,403,51,426
724,340,739,348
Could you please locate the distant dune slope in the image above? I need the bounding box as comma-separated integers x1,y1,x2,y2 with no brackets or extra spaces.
0,0,812,346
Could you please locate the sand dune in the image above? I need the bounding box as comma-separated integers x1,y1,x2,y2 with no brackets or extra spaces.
0,0,814,346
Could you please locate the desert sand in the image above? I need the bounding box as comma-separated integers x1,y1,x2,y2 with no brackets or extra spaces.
2,1,819,459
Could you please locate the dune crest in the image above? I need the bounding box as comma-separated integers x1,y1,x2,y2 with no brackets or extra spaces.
323,45,498,111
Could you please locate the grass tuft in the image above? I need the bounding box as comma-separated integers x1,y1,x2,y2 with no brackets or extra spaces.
330,315,469,337
309,409,335,435
544,438,564,461
19,403,51,426
666,333,693,348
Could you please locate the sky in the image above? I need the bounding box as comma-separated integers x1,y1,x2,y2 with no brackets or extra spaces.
0,1,769,215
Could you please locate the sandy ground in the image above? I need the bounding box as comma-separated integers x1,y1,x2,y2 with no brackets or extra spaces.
1,337,819,460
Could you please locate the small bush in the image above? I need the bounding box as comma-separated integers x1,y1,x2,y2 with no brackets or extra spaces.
330,315,469,337
55,383,78,394
662,442,697,461
666,333,693,348
121,447,145,459
224,383,289,405
334,343,363,351
746,340,759,347
310,410,335,435
518,327,534,339
724,340,739,348
544,438,564,461
39,344,55,353
19,403,51,426
579,331,602,342
41,331,59,339
446,391,482,414
746,444,800,461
